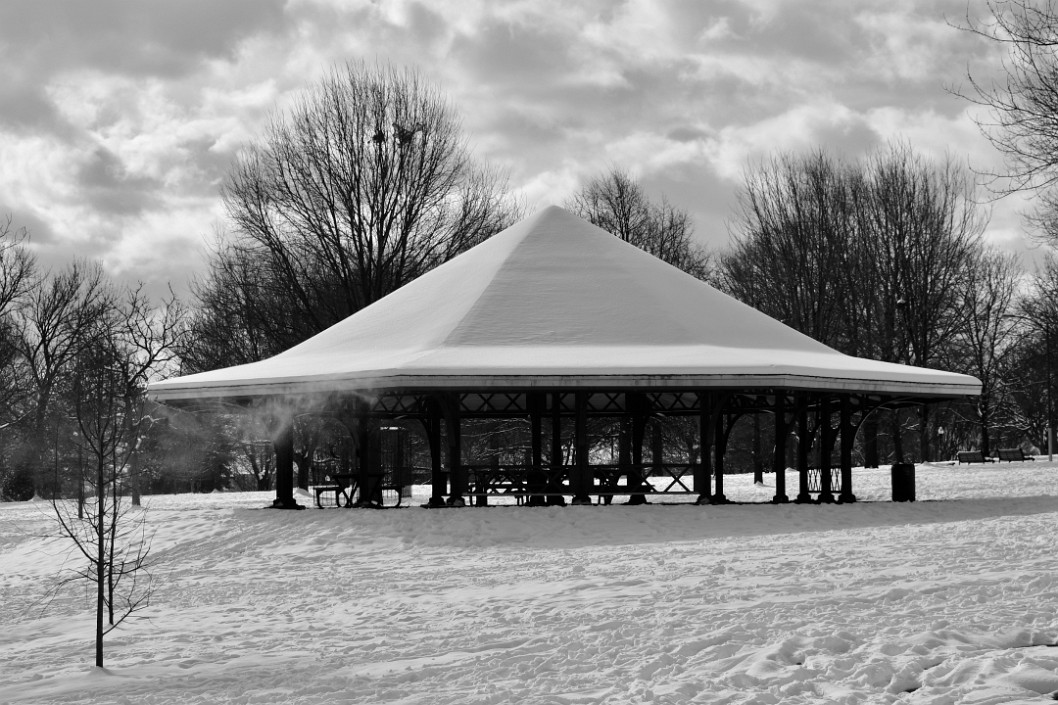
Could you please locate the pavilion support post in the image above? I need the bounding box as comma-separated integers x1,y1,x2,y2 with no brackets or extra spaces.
548,392,566,506
839,395,857,503
772,393,789,503
627,393,648,505
356,415,383,507
695,392,712,505
571,391,592,505
425,402,446,508
445,396,466,507
527,392,547,507
863,412,880,468
609,415,632,507
752,411,764,484
270,419,303,509
618,416,631,476
475,421,499,507
817,397,835,503
795,394,813,503
711,412,728,504
645,419,662,504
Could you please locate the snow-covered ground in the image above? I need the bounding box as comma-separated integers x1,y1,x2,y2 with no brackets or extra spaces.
2,461,1058,704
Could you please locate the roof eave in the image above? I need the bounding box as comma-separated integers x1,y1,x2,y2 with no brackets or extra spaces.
148,372,981,406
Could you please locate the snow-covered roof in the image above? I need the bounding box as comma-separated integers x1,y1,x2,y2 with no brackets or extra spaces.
148,206,981,403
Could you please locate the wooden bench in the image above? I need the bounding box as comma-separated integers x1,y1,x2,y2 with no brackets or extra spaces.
468,466,532,506
997,448,1035,462
470,480,527,506
956,450,993,464
312,461,409,508
311,461,355,508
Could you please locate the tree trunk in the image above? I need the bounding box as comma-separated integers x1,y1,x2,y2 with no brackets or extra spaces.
95,457,105,668
980,401,992,457
127,398,142,506
108,446,118,626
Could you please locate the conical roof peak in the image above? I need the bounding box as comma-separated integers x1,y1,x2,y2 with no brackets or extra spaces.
149,206,980,401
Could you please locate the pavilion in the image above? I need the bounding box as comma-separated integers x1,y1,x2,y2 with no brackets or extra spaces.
148,206,981,508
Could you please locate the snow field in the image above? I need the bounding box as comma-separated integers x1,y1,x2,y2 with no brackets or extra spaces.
2,461,1058,704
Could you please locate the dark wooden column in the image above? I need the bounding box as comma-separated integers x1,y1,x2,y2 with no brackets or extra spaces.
646,420,662,504
618,415,631,476
695,392,712,505
527,392,547,507
611,414,631,506
628,393,648,505
356,415,382,507
445,396,466,507
548,392,566,506
795,394,813,503
772,393,789,503
271,419,303,509
839,395,857,503
712,412,728,504
425,399,446,508
818,396,835,503
571,391,592,505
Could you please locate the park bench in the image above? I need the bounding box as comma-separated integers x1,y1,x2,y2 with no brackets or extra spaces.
311,460,354,508
956,450,993,464
467,465,531,506
997,448,1035,462
311,460,410,508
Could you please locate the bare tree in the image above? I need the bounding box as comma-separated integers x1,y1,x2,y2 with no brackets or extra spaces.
961,1,1058,193
958,1,1058,246
0,215,37,317
48,283,181,667
181,246,292,370
13,261,112,498
946,249,1022,455
115,287,185,505
860,146,985,462
184,61,519,373
0,216,38,496
1013,255,1058,453
857,145,986,368
566,168,711,279
721,150,855,347
723,143,987,463
54,332,154,669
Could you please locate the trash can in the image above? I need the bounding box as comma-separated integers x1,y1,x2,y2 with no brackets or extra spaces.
891,463,916,502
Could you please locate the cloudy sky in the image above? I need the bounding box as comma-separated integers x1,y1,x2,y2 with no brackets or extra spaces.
0,0,1032,299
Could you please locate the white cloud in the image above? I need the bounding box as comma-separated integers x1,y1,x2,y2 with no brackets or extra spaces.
708,102,868,179
0,0,1044,297
864,105,1004,176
